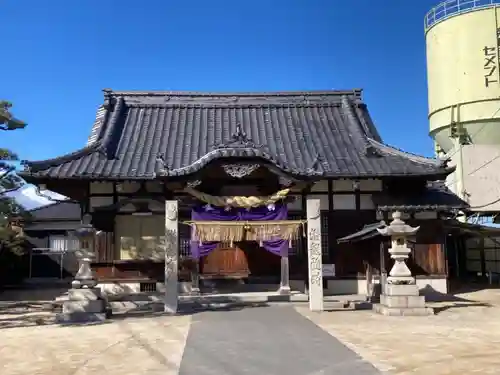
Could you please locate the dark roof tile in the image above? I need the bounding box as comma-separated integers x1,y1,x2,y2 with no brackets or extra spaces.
21,90,452,180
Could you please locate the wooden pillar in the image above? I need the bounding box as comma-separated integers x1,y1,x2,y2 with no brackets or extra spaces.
479,236,487,281
164,200,179,314
307,198,324,311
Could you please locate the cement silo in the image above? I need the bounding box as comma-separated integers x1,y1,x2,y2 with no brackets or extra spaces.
425,0,500,212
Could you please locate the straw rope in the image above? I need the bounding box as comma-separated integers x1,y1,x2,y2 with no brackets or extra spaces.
184,187,290,208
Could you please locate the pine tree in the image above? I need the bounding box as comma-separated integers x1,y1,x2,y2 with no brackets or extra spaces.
0,101,29,255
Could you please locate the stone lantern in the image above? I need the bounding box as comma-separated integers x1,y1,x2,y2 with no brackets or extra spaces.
57,214,108,324
373,211,433,316
377,211,419,285
71,214,98,289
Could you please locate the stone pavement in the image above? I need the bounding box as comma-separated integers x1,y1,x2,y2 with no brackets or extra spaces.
0,312,191,375
2,288,500,374
178,305,380,375
297,288,500,375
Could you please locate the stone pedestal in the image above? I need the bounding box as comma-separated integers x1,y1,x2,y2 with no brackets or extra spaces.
374,284,434,316
57,288,108,323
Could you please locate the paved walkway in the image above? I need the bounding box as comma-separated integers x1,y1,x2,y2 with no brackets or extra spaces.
178,305,380,375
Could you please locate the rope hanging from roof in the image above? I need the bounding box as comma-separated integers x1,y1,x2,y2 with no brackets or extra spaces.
184,187,290,209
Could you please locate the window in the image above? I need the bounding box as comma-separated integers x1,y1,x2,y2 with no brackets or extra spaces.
466,237,500,274
115,215,165,260
179,219,192,258
320,212,329,256
48,235,79,253
288,212,329,257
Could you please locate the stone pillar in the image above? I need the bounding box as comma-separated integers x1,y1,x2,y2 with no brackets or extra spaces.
373,211,433,316
164,200,179,314
307,198,324,312
191,260,201,295
278,255,291,295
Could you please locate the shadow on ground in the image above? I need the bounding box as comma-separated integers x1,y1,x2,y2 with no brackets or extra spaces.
2,282,500,328
419,285,493,314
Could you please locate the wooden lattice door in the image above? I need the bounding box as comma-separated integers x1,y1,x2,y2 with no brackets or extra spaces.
200,245,250,278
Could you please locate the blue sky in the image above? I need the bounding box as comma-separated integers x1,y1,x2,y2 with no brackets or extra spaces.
2,0,440,163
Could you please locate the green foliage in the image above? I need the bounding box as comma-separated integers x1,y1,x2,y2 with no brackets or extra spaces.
0,101,26,131
0,101,29,280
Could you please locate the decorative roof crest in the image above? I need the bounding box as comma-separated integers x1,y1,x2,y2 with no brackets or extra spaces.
215,124,263,149
155,153,169,176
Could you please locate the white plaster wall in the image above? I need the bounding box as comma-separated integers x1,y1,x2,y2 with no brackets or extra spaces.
333,179,354,192
90,182,113,194
116,181,141,193
89,196,113,211
332,194,356,210
305,194,329,210
359,179,382,191
98,281,193,296
310,180,328,192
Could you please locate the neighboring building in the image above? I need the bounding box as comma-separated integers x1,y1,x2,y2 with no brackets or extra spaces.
425,1,500,213
23,200,82,281
20,89,466,295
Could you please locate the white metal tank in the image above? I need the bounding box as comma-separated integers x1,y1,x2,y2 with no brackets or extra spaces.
425,1,500,212
425,0,500,153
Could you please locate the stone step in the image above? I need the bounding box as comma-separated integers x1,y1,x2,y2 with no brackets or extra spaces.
106,297,369,313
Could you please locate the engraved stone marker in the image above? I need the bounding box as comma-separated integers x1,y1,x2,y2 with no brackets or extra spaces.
307,198,324,311
164,200,179,314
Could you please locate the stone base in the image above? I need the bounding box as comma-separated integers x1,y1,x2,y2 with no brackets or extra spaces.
68,288,103,300
380,295,426,308
56,312,107,324
57,287,108,324
374,283,434,316
62,299,106,314
373,304,434,316
278,285,291,295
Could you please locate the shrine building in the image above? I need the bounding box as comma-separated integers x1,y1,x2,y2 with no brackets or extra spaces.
20,89,467,300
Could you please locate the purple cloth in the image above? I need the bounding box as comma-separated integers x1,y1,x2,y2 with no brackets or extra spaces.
190,204,289,258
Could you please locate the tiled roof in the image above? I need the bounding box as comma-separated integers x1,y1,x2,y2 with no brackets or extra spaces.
21,89,452,180
337,222,386,243
373,181,469,211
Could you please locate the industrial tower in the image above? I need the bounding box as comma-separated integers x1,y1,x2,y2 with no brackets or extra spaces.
425,0,500,213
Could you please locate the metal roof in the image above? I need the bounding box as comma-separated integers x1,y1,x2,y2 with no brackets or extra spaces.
21,89,452,180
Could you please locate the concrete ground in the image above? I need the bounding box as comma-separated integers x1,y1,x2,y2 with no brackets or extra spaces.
1,287,500,375
297,287,500,375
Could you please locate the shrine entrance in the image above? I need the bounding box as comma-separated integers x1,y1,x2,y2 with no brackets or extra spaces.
200,244,250,278
199,241,281,280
